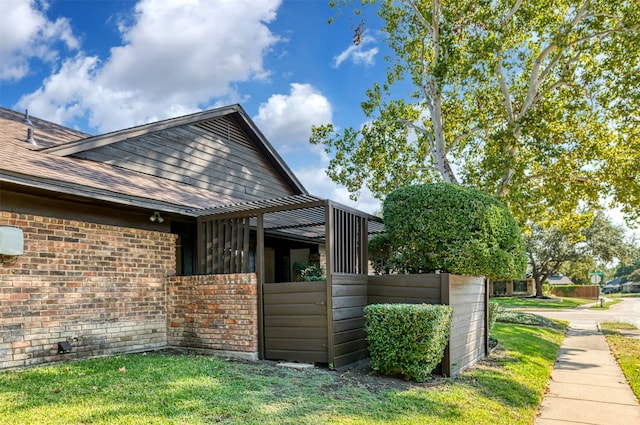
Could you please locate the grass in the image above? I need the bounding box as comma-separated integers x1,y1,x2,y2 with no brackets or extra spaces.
491,296,594,309
600,322,640,399
604,292,640,299
589,298,622,310
496,310,555,327
0,321,566,425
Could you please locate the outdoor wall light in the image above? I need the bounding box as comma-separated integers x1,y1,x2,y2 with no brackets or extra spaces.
149,211,164,223
57,341,72,354
0,226,24,264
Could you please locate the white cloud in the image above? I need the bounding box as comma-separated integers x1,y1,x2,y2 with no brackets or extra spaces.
332,35,378,68
295,166,381,215
0,0,78,81
16,0,282,132
606,205,640,241
254,83,332,153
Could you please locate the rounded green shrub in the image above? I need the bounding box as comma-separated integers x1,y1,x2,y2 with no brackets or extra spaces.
382,183,526,280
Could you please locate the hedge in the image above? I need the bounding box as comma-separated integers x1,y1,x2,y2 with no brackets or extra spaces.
364,303,453,381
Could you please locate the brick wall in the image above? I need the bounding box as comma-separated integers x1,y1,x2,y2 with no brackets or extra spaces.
167,274,259,360
0,212,176,369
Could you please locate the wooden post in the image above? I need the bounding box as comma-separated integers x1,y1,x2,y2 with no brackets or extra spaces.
440,273,451,377
257,213,265,360
326,202,334,366
484,277,489,358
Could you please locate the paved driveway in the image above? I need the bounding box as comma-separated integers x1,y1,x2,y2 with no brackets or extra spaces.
522,297,640,327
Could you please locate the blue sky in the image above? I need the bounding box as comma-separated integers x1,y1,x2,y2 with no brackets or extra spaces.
1,0,638,240
0,0,388,213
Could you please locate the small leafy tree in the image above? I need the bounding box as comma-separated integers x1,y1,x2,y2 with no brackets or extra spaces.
380,183,526,280
526,213,633,296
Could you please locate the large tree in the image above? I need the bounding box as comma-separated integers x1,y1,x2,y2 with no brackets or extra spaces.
526,213,632,296
313,0,640,226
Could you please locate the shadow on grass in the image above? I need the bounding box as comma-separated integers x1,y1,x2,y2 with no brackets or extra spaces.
0,353,462,424
1,321,566,425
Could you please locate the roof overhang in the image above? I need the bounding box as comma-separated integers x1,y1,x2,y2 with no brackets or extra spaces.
195,194,385,241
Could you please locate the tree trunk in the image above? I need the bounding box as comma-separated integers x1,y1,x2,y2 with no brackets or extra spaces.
534,275,545,297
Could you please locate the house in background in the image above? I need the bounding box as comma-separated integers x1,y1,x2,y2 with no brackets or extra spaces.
622,281,640,293
545,274,574,285
489,279,535,297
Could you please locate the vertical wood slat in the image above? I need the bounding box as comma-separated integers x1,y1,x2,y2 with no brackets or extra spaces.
350,213,355,273
223,220,231,274
216,220,224,274
243,217,250,273
326,203,334,365
235,217,243,273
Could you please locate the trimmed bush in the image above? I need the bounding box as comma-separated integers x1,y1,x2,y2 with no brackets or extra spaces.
364,303,453,381
488,301,501,332
382,183,527,280
368,233,405,275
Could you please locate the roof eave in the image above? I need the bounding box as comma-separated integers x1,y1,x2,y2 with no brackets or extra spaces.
0,172,200,216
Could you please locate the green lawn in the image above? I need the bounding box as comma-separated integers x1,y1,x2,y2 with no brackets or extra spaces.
600,322,640,399
491,296,594,309
0,320,565,425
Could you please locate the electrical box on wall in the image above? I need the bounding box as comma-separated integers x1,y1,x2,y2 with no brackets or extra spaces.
0,226,24,255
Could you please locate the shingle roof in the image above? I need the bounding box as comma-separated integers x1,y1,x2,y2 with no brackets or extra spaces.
0,107,88,148
0,107,243,214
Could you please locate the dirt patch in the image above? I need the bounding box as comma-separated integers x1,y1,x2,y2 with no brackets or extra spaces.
334,360,450,393
153,345,504,394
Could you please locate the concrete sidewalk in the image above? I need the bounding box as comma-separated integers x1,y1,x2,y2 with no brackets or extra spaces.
535,319,640,424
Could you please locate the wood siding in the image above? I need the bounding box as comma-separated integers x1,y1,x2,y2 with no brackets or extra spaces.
368,274,442,304
331,274,368,369
72,116,295,201
263,281,328,363
447,275,487,377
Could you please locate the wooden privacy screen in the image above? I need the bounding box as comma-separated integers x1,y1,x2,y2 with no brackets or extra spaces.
200,217,251,274
332,208,367,274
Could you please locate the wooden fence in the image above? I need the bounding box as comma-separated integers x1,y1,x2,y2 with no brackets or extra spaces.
549,285,599,299
368,274,487,377
262,273,487,377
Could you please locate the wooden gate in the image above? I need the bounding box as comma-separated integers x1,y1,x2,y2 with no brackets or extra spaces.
262,281,329,363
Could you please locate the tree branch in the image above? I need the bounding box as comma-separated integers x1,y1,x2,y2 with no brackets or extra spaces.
502,0,524,27
404,0,435,38
400,119,434,144
447,126,483,155
495,50,515,123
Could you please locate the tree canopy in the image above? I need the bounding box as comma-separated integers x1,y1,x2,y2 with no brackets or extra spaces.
313,0,640,227
526,212,632,295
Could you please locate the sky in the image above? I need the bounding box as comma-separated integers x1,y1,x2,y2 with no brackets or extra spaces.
0,0,387,213
0,0,638,240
